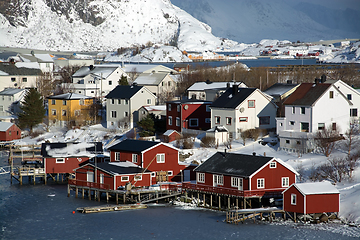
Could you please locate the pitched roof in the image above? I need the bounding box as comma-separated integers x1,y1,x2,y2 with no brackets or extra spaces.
210,87,257,109
0,88,27,96
194,152,273,177
263,83,299,97
86,162,149,175
41,142,103,158
286,181,339,195
105,85,144,99
0,62,42,76
108,139,159,153
72,65,119,79
187,81,242,91
47,92,93,100
283,83,331,106
0,122,14,131
134,72,170,86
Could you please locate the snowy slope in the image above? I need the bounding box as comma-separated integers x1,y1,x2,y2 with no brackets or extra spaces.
0,0,223,52
171,0,360,44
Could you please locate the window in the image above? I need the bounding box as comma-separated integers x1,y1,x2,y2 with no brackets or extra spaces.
115,152,120,161
132,154,138,163
301,122,309,132
87,172,94,182
332,123,337,131
125,99,128,105
79,99,84,105
62,100,67,106
350,108,358,117
206,105,211,112
285,139,290,144
11,77,16,82
111,99,115,105
109,80,112,85
189,118,198,127
177,105,180,112
239,117,248,122
329,91,334,99
168,116,172,125
168,104,172,111
231,177,243,190
56,158,65,163
134,175,142,181
118,99,121,104
51,99,55,105
22,77,27,82
318,123,325,130
296,140,301,145
282,177,289,187
51,109,56,115
0,106,3,112
176,117,180,126
300,107,305,114
213,175,223,186
147,99,152,105
205,118,211,123
111,111,117,118
291,194,297,205
121,176,129,182
215,116,220,124
100,174,104,184
168,82,171,86
124,112,128,117
226,117,232,125
151,172,156,177
62,110,67,116
270,162,276,168
156,153,165,163
347,94,352,100
257,178,265,189
259,116,270,125
292,107,295,114
290,121,295,126
248,100,255,108
74,110,80,116
197,173,205,183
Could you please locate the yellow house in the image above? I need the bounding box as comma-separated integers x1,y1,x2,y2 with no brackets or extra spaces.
47,93,94,127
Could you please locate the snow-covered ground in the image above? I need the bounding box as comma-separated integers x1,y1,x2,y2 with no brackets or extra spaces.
12,124,360,225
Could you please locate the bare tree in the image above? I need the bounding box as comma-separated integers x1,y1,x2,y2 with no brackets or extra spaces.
36,73,55,98
343,123,360,179
314,124,342,157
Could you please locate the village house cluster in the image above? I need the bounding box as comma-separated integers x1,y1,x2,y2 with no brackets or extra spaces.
1,51,355,218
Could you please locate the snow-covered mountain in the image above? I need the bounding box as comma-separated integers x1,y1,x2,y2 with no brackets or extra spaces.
171,0,360,44
0,0,224,52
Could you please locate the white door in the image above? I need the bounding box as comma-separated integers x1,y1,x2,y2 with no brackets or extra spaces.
238,178,243,191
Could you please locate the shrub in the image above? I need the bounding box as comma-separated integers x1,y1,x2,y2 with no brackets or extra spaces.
200,136,216,148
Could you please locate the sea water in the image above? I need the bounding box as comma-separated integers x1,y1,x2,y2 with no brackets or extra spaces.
1,153,359,240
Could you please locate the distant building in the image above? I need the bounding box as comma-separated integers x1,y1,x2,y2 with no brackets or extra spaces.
0,122,21,142
0,88,28,120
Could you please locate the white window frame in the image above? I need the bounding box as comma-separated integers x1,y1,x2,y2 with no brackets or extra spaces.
151,172,156,177
56,158,65,163
300,107,305,114
79,99,84,105
197,172,205,183
117,99,121,105
100,174,104,184
282,177,289,187
134,175,142,181
115,152,120,161
270,162,276,168
291,194,297,205
51,109,56,116
168,116,172,125
215,116,220,124
257,178,265,189
156,153,165,163
231,177,243,190
213,174,224,186
132,154,138,163
167,171,173,176
87,171,94,183
147,99,152,105
168,104,172,111
176,117,180,127
121,176,129,182
226,117,232,125
111,110,117,118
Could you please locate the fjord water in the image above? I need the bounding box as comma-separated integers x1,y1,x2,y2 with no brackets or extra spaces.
1,153,359,240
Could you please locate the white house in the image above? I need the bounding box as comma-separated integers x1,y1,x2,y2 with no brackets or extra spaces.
0,88,28,120
19,53,54,76
276,82,355,152
68,65,129,98
210,85,277,139
105,85,157,128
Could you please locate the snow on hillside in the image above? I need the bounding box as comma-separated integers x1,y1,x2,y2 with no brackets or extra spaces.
0,0,227,52
325,42,360,64
12,124,360,226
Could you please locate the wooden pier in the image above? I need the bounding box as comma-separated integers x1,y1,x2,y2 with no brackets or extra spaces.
76,204,147,214
226,207,285,224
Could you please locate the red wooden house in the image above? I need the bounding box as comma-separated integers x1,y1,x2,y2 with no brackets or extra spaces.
188,152,298,197
72,161,152,190
108,139,195,184
166,99,212,132
41,142,103,174
282,181,340,214
0,122,21,141
163,129,181,143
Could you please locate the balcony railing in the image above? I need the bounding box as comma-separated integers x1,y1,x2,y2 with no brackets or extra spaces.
68,179,111,190
182,182,283,197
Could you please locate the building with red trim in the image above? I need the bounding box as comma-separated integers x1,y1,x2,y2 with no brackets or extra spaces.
282,181,340,214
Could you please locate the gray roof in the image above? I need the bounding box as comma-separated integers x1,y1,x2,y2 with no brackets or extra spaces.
210,87,257,109
263,83,298,97
134,72,169,86
83,162,149,175
194,152,273,177
0,122,14,131
47,93,93,100
108,139,159,153
0,88,27,96
105,85,143,99
0,62,42,76
72,65,119,79
41,142,103,158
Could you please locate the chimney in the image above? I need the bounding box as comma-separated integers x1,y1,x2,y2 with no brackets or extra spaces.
232,84,239,95
226,82,230,88
206,79,212,84
224,148,227,154
89,65,94,70
314,78,319,84
321,74,326,83
252,152,256,156
286,80,292,84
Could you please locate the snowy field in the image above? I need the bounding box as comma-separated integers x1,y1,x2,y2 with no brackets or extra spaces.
13,124,360,226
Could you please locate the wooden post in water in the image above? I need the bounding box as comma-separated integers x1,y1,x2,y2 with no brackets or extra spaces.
203,193,206,207
97,190,100,202
210,194,213,209
67,184,70,197
123,194,126,204
75,187,78,198
82,188,84,199
88,190,91,201
236,198,239,209
106,192,109,203
116,193,119,205
197,192,199,206
228,197,230,210
218,195,221,210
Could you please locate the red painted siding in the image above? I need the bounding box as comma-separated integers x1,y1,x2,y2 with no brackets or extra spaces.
200,172,250,190
0,124,21,141
250,160,296,191
306,194,340,214
45,157,89,174
283,186,305,213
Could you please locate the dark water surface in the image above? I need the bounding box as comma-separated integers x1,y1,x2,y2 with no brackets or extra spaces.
1,153,359,240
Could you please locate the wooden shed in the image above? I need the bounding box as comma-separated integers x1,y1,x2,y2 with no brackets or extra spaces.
163,129,181,143
282,181,340,214
0,122,21,141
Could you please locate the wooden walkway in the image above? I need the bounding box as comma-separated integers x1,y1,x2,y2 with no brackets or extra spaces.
76,204,147,213
226,207,285,224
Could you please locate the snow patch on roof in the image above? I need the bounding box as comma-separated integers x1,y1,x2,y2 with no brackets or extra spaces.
295,181,339,195
15,62,40,69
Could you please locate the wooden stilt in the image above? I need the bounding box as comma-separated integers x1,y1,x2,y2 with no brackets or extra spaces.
203,193,206,207
82,188,84,199
210,194,213,209
123,194,126,204
197,192,199,206
236,198,238,208
67,184,70,197
106,192,109,203
228,197,230,210
218,195,221,210
75,187,78,198
88,190,91,201
116,193,119,205
97,190,100,202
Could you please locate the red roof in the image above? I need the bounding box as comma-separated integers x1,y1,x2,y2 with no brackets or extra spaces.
283,83,331,106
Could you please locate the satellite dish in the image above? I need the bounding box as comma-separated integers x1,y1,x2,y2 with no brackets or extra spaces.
184,105,188,110
240,107,244,113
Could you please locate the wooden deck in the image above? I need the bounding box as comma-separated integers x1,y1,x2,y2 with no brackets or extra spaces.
76,204,147,213
226,207,285,224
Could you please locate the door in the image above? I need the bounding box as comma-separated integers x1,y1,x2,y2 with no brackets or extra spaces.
183,170,190,182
